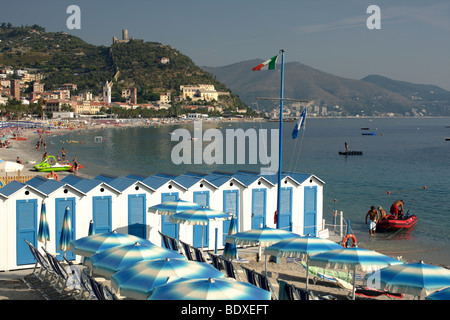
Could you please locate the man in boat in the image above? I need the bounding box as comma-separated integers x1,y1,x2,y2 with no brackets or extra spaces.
378,206,387,220
365,206,379,236
390,200,404,219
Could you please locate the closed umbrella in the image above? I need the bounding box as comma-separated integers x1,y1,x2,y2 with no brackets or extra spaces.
37,201,50,250
111,258,225,299
264,235,342,292
170,207,232,252
88,220,95,236
309,247,402,300
58,206,72,258
148,200,201,216
222,216,238,260
148,277,271,300
367,261,450,298
69,231,152,258
85,242,183,278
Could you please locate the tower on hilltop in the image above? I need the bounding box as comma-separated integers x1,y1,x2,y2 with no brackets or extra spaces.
103,81,112,104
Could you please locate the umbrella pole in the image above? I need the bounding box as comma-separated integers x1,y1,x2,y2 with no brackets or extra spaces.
265,254,267,276
352,266,356,300
306,258,310,293
201,225,204,253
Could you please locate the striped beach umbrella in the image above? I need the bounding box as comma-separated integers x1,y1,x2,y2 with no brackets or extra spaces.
148,200,201,216
222,216,238,260
148,277,271,300
69,231,152,257
85,242,183,278
88,220,95,236
264,235,342,292
426,286,450,300
37,201,50,249
58,206,72,258
309,247,402,300
370,261,450,298
111,258,225,300
225,226,300,247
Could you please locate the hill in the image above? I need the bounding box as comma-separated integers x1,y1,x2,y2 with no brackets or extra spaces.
203,60,450,116
0,24,246,112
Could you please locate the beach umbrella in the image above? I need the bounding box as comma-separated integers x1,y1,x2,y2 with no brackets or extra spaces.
264,235,342,292
88,220,95,236
85,242,183,278
69,231,152,258
222,216,238,260
37,201,50,250
0,161,24,173
309,247,402,300
148,200,202,216
169,207,232,252
147,277,271,300
111,257,225,299
367,261,450,298
426,286,450,300
58,206,72,258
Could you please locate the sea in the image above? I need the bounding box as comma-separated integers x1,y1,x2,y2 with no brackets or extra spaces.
44,117,450,266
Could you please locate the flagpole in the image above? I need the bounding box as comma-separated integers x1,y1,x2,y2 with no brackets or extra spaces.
276,49,284,230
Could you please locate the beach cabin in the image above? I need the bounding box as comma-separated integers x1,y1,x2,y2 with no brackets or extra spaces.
94,174,154,240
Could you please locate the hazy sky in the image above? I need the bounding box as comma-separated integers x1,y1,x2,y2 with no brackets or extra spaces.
2,0,450,90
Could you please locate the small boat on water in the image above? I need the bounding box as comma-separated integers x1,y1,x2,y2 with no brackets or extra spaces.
362,132,376,136
376,214,418,231
339,151,363,155
34,155,73,172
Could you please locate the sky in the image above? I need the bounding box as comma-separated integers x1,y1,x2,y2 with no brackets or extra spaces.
2,0,450,90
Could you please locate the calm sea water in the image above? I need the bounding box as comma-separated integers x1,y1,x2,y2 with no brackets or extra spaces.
46,118,450,265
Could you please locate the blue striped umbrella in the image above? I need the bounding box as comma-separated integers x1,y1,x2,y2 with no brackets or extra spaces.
264,235,342,292
58,206,72,258
111,258,226,299
309,247,402,300
426,286,450,300
69,232,153,257
225,226,300,247
85,242,183,278
37,201,50,249
148,277,271,300
222,216,238,260
148,200,202,216
369,261,450,297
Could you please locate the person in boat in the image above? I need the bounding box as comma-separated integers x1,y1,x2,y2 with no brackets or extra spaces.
345,142,348,153
390,200,404,219
378,206,387,220
365,206,379,236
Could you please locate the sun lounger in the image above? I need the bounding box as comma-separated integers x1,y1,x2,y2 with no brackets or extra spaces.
241,265,258,286
253,271,278,300
167,236,180,252
158,231,171,250
207,252,223,271
219,256,241,281
180,241,195,261
23,239,53,284
42,248,80,297
277,280,300,300
192,246,210,263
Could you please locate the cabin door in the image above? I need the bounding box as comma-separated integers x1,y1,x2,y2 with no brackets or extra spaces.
55,198,76,260
304,187,317,235
128,194,146,239
279,187,293,231
161,193,179,243
223,190,239,245
93,196,112,235
251,189,266,229
193,191,209,248
16,199,37,266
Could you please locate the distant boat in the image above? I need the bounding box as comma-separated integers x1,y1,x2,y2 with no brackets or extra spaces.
339,151,363,155
362,132,376,136
361,127,369,130
445,138,450,141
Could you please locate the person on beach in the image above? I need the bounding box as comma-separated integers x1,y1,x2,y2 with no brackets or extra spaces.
72,156,79,175
16,157,23,164
390,200,404,219
42,152,48,160
36,141,40,150
365,206,379,236
61,148,66,162
378,206,387,220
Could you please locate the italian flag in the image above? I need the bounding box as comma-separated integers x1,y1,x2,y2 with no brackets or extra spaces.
252,55,279,71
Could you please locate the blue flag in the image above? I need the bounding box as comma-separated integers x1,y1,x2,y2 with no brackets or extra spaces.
292,108,306,139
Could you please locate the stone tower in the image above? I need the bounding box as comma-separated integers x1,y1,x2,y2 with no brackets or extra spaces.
103,81,112,104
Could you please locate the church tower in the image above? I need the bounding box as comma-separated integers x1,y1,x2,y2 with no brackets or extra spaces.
103,81,112,104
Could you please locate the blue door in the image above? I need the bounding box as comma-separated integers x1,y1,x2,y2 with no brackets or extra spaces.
193,191,209,248
93,196,112,234
16,199,37,266
251,189,266,229
161,193,179,243
55,198,76,260
304,187,317,235
128,194,146,239
223,190,239,244
279,188,293,231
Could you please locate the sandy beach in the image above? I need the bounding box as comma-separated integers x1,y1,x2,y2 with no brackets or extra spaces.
0,120,447,301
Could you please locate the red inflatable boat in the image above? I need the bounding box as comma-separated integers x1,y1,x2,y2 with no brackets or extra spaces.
377,214,418,231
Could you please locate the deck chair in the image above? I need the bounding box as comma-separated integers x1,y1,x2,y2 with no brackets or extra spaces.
207,252,223,271
76,268,95,300
299,260,355,285
158,231,171,250
277,280,301,300
23,239,53,284
42,248,78,297
192,246,210,263
240,265,258,286
254,271,277,300
292,285,310,300
167,236,180,252
219,257,241,281
180,241,195,261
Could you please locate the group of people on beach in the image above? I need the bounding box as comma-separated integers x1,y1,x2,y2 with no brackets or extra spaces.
365,200,404,235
